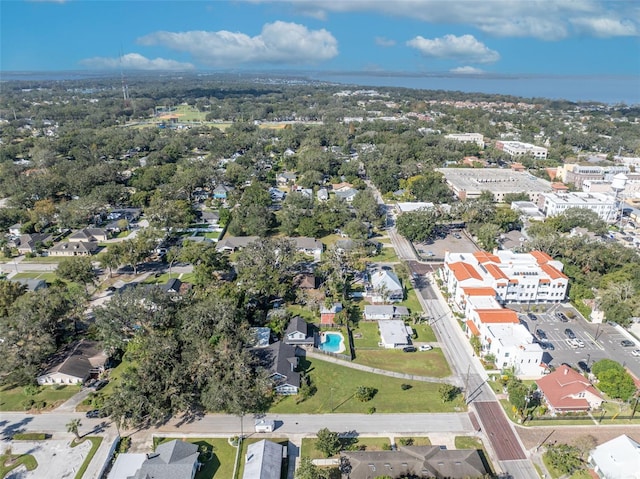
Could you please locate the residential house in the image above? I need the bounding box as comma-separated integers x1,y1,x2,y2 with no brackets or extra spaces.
363,305,409,321
320,302,343,325
127,439,199,479
8,223,22,237
366,270,404,303
48,241,98,257
377,320,413,349
317,188,329,201
200,210,220,227
37,340,107,385
588,434,640,479
332,181,353,192
250,327,272,348
536,365,604,414
276,172,297,187
334,188,358,202
284,316,315,346
106,453,147,479
212,184,232,200
17,233,53,255
257,341,300,395
242,439,285,479
216,236,259,252
269,187,286,202
159,278,187,295
340,445,488,479
295,273,319,290
68,228,108,243
292,236,323,260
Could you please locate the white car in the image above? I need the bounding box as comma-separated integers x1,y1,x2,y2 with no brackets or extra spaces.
565,338,579,349
419,345,433,351
632,349,640,357
574,339,585,348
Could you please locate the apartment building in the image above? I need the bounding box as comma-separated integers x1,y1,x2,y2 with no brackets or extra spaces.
445,132,485,148
495,141,548,159
537,191,616,221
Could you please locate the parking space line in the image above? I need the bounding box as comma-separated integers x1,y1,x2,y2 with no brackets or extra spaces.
583,333,605,351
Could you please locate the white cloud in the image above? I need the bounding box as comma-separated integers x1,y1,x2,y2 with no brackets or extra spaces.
80,53,194,71
375,36,396,47
571,17,638,37
255,0,639,40
451,66,485,74
138,21,338,67
407,34,500,63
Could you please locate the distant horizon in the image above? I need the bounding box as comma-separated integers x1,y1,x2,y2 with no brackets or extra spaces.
2,69,638,106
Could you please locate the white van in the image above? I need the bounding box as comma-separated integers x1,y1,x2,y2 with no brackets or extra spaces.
254,419,275,433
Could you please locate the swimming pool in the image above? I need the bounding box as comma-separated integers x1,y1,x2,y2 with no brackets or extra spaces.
319,332,345,353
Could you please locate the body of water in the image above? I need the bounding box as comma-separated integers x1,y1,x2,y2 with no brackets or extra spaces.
319,332,345,353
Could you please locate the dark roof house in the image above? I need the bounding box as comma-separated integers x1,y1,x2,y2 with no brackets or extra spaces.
37,340,107,385
242,439,285,479
340,445,489,479
284,317,315,346
254,341,300,395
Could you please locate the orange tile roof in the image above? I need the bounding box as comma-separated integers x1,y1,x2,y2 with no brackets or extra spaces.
536,365,603,411
473,251,501,264
484,263,509,280
466,320,480,336
475,309,519,324
540,263,568,280
448,262,482,282
530,251,553,264
462,287,496,297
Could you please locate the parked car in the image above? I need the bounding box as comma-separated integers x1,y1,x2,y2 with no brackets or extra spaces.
545,341,555,351
565,338,579,349
536,329,547,339
85,409,101,418
556,312,569,322
621,340,636,347
564,328,576,339
632,349,640,357
453,233,462,239
402,346,417,353
527,312,538,321
94,380,109,390
574,339,585,348
577,361,590,373
419,345,433,351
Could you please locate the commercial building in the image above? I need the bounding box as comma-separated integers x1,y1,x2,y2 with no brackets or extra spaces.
560,164,630,188
537,192,616,221
445,132,485,148
495,141,547,159
436,168,552,203
442,250,568,306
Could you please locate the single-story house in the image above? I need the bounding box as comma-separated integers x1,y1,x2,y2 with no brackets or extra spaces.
367,270,404,303
254,341,300,395
378,320,413,349
295,273,320,290
334,188,358,202
106,453,147,479
242,440,285,479
8,223,22,236
212,184,233,199
536,365,604,413
17,233,53,254
284,316,315,346
276,172,297,186
332,182,353,192
340,445,488,479
269,187,286,202
292,237,323,260
200,210,220,227
159,278,188,295
588,434,640,479
48,241,98,256
37,340,107,385
317,188,329,201
363,305,409,321
216,236,259,252
68,228,108,243
320,302,343,325
128,440,199,479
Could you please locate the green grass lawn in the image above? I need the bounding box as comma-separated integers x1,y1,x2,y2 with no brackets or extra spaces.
269,357,465,414
18,256,66,263
236,438,288,479
155,437,237,479
301,437,393,460
0,384,81,412
395,436,432,446
454,436,483,449
71,436,102,479
0,452,38,478
398,287,423,314
412,323,437,342
287,304,318,322
351,321,381,348
371,247,399,263
10,272,58,282
353,349,451,377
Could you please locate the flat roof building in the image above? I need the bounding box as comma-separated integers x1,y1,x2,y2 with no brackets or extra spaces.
537,192,616,221
436,168,552,203
445,132,485,148
495,141,547,159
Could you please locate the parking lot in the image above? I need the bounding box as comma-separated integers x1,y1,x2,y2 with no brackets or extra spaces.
414,230,479,261
513,304,640,376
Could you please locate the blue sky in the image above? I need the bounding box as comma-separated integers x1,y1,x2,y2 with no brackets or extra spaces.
2,0,639,77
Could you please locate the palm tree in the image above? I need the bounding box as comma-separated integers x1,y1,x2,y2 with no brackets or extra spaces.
66,418,81,440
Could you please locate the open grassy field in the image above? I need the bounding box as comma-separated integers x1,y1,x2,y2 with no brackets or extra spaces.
10,272,58,282
155,437,237,479
371,247,399,263
353,349,451,377
301,437,393,460
268,356,465,414
351,321,381,348
0,384,80,412
0,452,38,478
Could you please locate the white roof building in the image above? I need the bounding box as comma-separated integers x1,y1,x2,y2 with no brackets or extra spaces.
396,202,434,213
445,133,485,148
242,439,285,479
588,434,640,479
378,320,413,349
537,191,617,221
484,323,544,376
496,141,548,159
